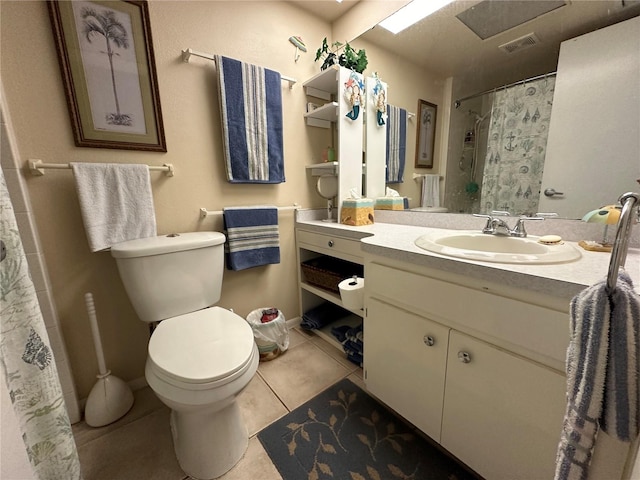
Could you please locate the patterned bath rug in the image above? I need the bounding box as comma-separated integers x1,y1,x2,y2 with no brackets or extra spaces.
258,378,478,480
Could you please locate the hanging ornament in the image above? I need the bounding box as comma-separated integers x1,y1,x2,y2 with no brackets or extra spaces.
344,72,364,121
370,73,387,126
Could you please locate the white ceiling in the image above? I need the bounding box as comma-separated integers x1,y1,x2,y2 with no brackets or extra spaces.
290,0,640,84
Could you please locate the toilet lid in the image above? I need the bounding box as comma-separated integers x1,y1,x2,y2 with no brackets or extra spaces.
148,307,255,384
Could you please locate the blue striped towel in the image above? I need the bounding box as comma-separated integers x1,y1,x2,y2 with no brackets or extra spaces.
216,56,285,184
223,206,281,270
386,105,407,183
554,271,640,480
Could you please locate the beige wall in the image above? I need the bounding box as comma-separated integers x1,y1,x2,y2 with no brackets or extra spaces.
0,0,443,402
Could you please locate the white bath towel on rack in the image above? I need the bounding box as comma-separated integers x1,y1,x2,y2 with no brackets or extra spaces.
71,163,157,252
421,174,440,208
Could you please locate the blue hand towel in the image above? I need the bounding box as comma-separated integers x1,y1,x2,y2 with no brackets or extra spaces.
216,55,285,183
386,105,407,184
554,272,640,480
223,206,280,271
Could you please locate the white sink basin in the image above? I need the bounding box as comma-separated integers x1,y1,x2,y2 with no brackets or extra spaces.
415,230,582,264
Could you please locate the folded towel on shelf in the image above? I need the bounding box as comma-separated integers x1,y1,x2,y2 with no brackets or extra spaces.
301,303,351,330
386,105,407,184
216,55,285,184
331,323,364,367
421,174,441,208
554,272,640,480
223,206,280,271
70,163,156,252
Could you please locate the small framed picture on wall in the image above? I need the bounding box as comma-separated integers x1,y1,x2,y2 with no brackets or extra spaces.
415,99,437,168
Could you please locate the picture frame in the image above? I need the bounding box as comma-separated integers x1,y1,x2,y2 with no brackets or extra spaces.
415,99,437,168
48,0,166,152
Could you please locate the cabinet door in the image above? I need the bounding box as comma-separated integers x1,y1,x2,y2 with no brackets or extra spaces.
441,331,566,479
364,297,449,442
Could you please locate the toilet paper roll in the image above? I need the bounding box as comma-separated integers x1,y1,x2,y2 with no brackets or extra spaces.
338,276,364,311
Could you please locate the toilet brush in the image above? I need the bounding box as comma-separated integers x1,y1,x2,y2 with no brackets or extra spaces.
84,292,134,427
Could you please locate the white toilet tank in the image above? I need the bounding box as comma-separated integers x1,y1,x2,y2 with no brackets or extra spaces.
110,232,226,323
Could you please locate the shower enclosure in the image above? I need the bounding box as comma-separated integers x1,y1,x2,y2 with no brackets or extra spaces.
445,75,556,215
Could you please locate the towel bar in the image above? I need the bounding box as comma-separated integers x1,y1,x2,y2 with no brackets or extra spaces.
606,191,640,292
28,159,174,177
200,203,300,219
412,173,443,181
181,48,297,89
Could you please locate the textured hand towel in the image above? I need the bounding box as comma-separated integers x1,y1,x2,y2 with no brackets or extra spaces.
223,206,280,270
385,105,407,183
554,272,640,480
70,163,157,252
421,174,441,208
216,55,285,183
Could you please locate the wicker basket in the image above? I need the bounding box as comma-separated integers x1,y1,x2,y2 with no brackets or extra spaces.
301,257,364,293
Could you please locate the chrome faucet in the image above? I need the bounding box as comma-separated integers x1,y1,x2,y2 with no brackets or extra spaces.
473,213,544,237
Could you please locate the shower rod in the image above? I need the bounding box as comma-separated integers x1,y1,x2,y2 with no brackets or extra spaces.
454,71,557,109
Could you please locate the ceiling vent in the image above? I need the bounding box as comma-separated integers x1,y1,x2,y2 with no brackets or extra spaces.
499,33,540,54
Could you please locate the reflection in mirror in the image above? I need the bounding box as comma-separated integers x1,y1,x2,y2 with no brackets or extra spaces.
357,0,640,218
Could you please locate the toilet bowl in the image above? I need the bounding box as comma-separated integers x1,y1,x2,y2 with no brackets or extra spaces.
146,307,258,480
110,232,259,479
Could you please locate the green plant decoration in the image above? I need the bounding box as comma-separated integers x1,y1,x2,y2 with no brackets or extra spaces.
315,38,368,74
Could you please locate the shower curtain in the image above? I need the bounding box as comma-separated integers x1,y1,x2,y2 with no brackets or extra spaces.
0,168,82,479
480,76,555,215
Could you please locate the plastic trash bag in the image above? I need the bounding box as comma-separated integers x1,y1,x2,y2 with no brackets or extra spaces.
246,308,289,361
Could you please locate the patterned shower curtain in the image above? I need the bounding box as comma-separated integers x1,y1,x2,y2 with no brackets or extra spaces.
480,76,556,215
0,168,82,479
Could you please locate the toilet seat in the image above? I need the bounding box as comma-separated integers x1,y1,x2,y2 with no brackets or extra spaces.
148,307,255,388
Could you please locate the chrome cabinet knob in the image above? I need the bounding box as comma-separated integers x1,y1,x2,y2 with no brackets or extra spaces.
423,335,435,347
458,351,471,363
327,240,334,247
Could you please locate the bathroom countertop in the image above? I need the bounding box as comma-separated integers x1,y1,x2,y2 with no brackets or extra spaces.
296,219,640,300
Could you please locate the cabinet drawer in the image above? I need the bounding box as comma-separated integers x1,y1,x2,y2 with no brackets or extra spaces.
366,262,569,366
297,229,363,263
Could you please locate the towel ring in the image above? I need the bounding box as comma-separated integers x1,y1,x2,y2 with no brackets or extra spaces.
606,192,639,292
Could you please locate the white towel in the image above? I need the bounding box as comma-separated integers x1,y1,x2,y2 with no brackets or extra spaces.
421,174,440,207
71,163,157,252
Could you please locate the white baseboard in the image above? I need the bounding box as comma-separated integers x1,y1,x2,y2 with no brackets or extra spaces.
286,316,301,329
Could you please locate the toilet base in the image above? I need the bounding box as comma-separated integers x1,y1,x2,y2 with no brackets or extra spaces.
170,400,248,479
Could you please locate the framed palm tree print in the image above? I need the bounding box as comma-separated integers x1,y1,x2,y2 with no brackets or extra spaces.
48,1,166,151
415,99,436,168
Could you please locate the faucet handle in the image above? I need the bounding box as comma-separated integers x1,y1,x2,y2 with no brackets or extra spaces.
511,216,545,237
490,210,511,216
473,214,494,234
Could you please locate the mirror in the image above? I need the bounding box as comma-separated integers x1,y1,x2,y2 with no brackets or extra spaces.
354,0,640,218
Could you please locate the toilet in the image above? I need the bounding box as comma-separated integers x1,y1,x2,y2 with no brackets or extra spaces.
110,232,259,480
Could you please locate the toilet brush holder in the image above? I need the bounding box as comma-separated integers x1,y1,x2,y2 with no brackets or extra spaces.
84,292,134,427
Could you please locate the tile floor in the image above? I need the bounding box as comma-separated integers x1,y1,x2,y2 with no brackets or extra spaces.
72,327,365,480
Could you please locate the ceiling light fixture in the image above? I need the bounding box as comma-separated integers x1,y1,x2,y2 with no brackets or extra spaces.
378,0,455,34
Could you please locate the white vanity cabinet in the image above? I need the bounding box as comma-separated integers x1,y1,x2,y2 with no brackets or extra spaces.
364,256,569,479
296,227,366,349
